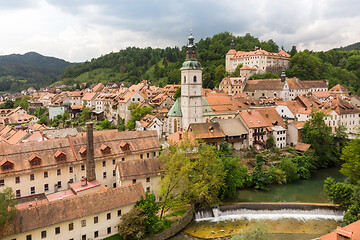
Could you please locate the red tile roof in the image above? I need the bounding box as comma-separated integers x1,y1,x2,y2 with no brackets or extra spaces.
320,220,360,240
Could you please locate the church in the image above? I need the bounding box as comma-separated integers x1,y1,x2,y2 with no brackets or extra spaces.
166,33,203,134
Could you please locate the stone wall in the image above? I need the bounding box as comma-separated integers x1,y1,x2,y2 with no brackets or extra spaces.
143,207,194,240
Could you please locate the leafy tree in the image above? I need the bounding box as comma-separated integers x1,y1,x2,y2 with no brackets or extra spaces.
279,157,299,183
0,187,17,227
126,106,153,131
249,72,279,80
230,64,243,77
218,142,248,198
265,135,276,149
214,65,225,86
251,155,272,190
289,46,298,57
173,87,181,101
301,110,338,167
117,118,126,132
80,106,92,122
324,177,355,209
287,51,323,80
118,207,146,240
135,192,160,236
38,115,49,126
0,100,14,109
340,139,360,184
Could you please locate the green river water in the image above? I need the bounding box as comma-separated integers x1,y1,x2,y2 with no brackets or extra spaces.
170,167,346,240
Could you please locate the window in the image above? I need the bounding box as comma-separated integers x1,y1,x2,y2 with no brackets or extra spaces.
26,235,32,240
81,219,86,227
94,216,98,224
57,169,61,176
30,174,35,181
55,227,60,235
81,164,85,171
113,170,116,177
44,171,48,178
15,176,20,183
146,187,150,192
107,212,111,220
82,235,86,240
69,223,74,231
184,76,186,83
102,161,106,167
147,153,150,158
140,154,143,159
107,227,111,234
16,189,21,197
57,181,62,189
122,157,125,161
94,231,99,238
113,182,116,188
41,230,46,239
0,179,4,186
133,179,136,184
30,186,35,194
112,159,115,165
193,76,197,82
118,209,122,217
69,166,73,173
44,184,49,192
103,172,107,179
146,177,150,182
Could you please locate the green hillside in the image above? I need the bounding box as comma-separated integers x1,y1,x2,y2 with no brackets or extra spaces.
0,52,74,92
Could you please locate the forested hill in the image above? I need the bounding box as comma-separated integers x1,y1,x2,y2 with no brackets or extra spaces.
59,32,279,89
0,52,74,92
336,42,360,51
59,32,360,94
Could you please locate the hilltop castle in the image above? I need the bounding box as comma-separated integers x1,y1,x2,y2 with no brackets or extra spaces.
225,40,291,75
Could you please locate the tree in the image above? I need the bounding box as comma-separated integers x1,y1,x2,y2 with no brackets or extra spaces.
251,155,272,190
289,46,298,57
279,157,299,183
158,138,225,217
218,142,248,198
265,135,275,149
126,106,153,131
118,207,146,240
0,187,17,227
173,87,181,101
135,192,160,236
301,110,338,167
340,139,360,184
287,51,323,80
80,106,92,122
324,177,355,209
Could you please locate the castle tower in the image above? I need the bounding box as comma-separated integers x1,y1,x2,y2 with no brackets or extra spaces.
180,33,203,131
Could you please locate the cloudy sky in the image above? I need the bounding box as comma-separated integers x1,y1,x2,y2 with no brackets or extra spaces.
0,0,359,62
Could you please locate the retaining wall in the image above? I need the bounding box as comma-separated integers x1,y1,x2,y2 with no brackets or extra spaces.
143,206,194,240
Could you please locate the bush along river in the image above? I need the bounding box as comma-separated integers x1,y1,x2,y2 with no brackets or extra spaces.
170,167,346,240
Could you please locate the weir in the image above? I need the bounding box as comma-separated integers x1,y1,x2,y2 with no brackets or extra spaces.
195,202,344,222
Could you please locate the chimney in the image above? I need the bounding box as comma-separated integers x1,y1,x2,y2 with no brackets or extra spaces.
86,122,96,182
81,177,88,186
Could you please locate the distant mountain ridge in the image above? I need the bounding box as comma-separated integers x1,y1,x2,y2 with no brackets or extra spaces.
335,42,360,51
0,52,75,92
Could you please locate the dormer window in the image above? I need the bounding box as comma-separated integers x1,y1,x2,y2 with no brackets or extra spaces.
100,144,111,154
1,157,14,171
28,154,42,167
79,146,87,158
209,126,214,133
119,142,130,152
54,150,67,161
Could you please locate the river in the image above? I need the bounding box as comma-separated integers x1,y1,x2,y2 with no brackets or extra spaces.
170,167,346,240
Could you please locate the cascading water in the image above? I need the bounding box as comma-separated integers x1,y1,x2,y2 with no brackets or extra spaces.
195,207,344,222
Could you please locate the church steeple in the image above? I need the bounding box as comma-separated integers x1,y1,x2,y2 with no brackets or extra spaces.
181,32,202,70
230,39,235,49
281,68,286,82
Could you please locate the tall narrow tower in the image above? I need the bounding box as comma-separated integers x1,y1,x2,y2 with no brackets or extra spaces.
180,33,203,131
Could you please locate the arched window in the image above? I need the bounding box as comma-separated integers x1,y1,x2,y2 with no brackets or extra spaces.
193,76,197,82
174,119,178,132
184,76,186,83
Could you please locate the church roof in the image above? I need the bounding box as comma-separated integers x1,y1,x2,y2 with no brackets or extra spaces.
167,98,182,117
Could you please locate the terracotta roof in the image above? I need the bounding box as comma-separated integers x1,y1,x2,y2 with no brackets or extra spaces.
0,130,160,175
291,121,306,129
320,220,360,240
226,49,237,55
5,130,28,144
239,111,269,129
82,92,97,101
117,158,162,181
256,107,286,128
243,79,285,92
312,91,330,99
188,122,225,139
232,49,290,59
303,80,329,89
329,84,350,93
70,105,83,110
167,131,196,145
204,95,245,113
240,65,257,70
6,183,144,236
70,179,101,194
139,114,156,128
330,98,359,115
294,142,311,152
286,78,307,90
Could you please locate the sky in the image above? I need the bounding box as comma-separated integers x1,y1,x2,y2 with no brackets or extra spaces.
0,0,359,62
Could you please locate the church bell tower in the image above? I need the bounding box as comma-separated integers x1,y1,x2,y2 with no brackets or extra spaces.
180,33,203,131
